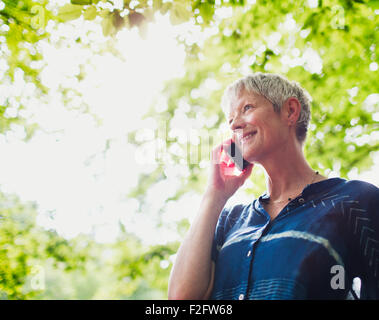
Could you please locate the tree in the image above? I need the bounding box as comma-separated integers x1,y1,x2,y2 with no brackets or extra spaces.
0,191,90,299
0,0,216,299
0,0,241,136
0,189,177,299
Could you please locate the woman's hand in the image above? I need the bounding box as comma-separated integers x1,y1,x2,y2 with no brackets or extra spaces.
205,139,254,202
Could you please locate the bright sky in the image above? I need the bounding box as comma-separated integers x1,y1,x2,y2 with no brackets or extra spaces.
0,9,378,246
0,12,194,244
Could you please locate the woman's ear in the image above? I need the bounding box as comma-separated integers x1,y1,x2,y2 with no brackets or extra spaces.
283,97,301,126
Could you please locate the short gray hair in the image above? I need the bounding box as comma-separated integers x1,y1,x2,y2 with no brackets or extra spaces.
221,72,312,144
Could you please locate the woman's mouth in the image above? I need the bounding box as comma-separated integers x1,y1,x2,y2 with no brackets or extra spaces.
241,131,257,144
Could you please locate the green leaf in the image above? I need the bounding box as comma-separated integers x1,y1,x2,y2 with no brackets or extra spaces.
83,6,97,21
153,0,163,11
159,2,172,15
99,8,110,17
71,0,93,4
367,0,379,9
170,2,191,25
101,15,114,36
57,4,83,22
198,2,214,23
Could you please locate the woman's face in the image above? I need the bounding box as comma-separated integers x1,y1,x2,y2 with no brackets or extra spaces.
227,89,290,163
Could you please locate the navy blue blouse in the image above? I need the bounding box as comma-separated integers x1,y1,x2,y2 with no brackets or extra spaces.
210,178,379,299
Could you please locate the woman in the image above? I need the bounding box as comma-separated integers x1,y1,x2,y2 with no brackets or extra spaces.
168,72,379,300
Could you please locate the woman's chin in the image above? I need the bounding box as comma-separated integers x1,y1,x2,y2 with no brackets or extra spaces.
243,150,261,164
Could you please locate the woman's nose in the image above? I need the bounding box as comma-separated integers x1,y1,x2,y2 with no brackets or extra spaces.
230,115,245,131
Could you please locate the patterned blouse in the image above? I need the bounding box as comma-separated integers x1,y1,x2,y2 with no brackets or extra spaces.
210,178,379,299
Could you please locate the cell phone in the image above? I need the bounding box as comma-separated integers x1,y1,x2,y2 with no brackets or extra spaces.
224,140,251,171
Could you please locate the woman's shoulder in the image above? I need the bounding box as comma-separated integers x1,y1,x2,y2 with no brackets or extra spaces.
336,179,379,207
217,202,253,230
343,178,379,194
220,202,252,219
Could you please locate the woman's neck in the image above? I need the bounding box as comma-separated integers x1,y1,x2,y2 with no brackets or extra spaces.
260,143,325,202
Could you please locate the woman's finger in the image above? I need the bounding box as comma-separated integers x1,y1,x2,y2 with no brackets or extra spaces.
237,163,254,182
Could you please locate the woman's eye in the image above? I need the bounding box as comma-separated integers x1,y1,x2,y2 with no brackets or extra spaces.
244,104,253,111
